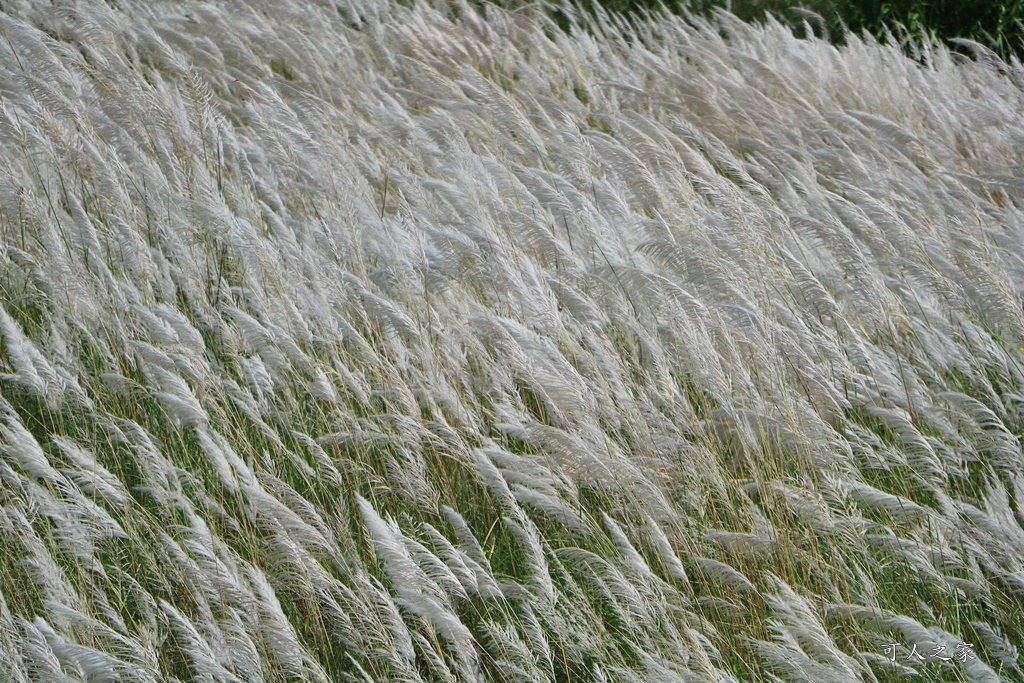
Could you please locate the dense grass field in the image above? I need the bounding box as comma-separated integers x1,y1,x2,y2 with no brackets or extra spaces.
2,0,1024,681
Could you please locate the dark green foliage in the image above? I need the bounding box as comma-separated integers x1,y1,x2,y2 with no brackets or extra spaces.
575,0,1024,60
830,0,1024,57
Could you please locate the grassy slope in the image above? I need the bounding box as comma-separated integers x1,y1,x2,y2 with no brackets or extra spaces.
1,0,1024,682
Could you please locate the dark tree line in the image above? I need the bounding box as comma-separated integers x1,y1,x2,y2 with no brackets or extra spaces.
577,0,1024,60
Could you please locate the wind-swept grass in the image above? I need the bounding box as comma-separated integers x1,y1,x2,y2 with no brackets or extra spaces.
1,1,1023,682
